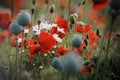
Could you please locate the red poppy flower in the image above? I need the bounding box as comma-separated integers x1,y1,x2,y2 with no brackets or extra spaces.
0,35,4,46
86,52,93,57
29,44,40,60
87,30,99,50
82,66,90,76
10,39,16,47
1,30,10,40
58,0,68,9
75,24,92,33
30,39,37,45
56,46,69,56
78,7,85,19
92,0,109,12
105,32,115,40
76,47,83,56
38,31,56,53
76,42,86,56
50,27,66,38
10,38,22,47
7,0,23,18
24,39,30,48
0,13,11,30
37,0,46,4
89,10,105,26
56,18,69,33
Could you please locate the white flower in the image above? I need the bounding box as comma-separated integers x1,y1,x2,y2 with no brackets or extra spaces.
39,66,43,69
54,45,57,48
18,38,22,43
33,25,39,31
35,30,41,35
52,34,62,43
52,51,55,54
51,23,57,28
24,28,29,33
44,54,47,56
57,27,65,34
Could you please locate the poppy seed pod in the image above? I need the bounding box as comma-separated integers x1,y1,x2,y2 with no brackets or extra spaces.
108,0,120,16
62,52,84,74
10,22,23,35
17,12,31,26
52,58,63,71
0,62,7,80
20,71,31,80
71,35,82,48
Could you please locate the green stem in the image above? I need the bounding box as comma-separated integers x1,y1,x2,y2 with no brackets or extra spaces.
68,0,70,21
11,0,14,19
16,37,19,80
94,17,112,80
105,17,114,59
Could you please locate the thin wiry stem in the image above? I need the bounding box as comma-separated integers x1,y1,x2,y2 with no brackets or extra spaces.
16,37,19,80
94,16,112,80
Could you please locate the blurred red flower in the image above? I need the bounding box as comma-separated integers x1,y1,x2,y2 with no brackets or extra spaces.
75,24,92,33
38,31,56,53
7,0,23,18
24,39,30,48
10,39,16,47
92,0,109,12
82,66,90,76
0,35,4,46
56,18,69,33
89,10,105,26
87,30,99,50
0,13,11,30
58,0,68,9
29,44,40,60
50,27,66,38
50,18,69,38
86,52,93,57
56,46,69,56
105,32,115,40
30,39,37,45
76,42,86,56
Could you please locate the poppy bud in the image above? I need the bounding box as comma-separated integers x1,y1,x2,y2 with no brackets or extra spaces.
52,58,63,71
70,16,75,24
49,5,55,14
115,33,120,38
45,0,48,4
38,20,41,25
10,22,23,35
17,11,31,26
82,0,86,5
32,0,35,5
71,35,82,48
31,8,34,15
96,28,100,36
83,39,88,49
86,35,89,40
78,3,81,7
